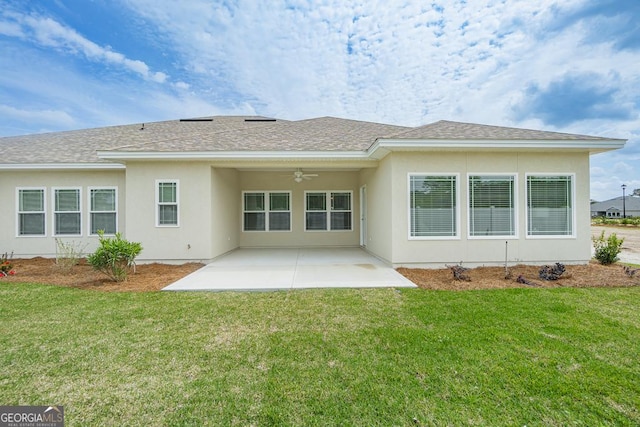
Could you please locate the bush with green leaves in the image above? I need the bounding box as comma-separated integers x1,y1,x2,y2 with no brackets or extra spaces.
87,231,142,282
592,231,624,265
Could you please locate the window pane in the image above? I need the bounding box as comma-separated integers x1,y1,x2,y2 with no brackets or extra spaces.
159,182,176,203
306,193,326,211
269,212,290,230
159,205,178,225
19,189,44,212
469,176,515,236
270,193,289,211
331,193,351,211
306,212,327,230
55,189,79,211
56,212,81,235
527,176,572,236
20,213,45,235
91,213,116,234
91,189,115,211
330,212,351,230
410,176,456,237
244,212,265,231
244,193,264,211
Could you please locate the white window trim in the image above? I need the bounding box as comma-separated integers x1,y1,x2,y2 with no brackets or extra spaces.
16,187,47,237
88,187,118,236
52,187,82,237
156,179,180,227
525,173,576,239
242,191,292,232
304,190,354,232
407,173,461,241
466,173,519,240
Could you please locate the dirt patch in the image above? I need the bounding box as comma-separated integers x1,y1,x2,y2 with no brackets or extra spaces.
1,258,204,292
398,262,640,291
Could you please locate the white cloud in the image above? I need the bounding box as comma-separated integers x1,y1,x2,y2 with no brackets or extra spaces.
3,11,169,83
0,104,75,131
0,19,23,37
174,81,190,90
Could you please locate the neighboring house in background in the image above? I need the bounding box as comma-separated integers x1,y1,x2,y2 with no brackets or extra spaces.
0,116,626,267
591,195,640,218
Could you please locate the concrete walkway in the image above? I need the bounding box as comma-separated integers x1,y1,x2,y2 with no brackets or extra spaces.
162,247,417,291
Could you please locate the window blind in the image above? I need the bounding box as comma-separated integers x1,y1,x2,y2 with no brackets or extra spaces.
469,175,515,236
527,176,572,236
410,175,457,237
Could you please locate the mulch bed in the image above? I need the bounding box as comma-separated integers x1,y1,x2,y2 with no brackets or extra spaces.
1,258,638,292
398,262,640,291
1,257,204,292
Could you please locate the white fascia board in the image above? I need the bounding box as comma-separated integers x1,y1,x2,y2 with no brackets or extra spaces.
97,150,371,161
368,138,626,159
0,163,126,171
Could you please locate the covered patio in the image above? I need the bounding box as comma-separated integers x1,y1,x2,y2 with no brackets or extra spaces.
162,247,416,291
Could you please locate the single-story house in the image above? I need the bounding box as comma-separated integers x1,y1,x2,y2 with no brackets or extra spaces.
591,195,640,218
0,116,626,267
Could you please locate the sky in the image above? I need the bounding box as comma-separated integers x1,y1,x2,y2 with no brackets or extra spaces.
1,0,638,201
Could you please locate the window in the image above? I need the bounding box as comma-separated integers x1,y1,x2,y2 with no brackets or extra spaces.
17,188,45,236
53,188,81,235
305,191,352,231
409,175,458,238
269,192,291,231
157,181,179,226
243,192,291,231
468,175,516,237
527,175,573,236
90,188,117,235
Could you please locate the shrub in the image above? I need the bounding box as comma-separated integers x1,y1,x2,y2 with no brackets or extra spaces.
55,239,87,273
539,263,566,281
592,231,624,265
87,231,142,282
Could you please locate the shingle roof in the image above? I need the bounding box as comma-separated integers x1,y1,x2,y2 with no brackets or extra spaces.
111,116,410,153
387,120,615,140
0,116,623,165
590,196,640,212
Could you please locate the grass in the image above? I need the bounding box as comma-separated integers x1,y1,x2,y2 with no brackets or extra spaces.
1,285,639,426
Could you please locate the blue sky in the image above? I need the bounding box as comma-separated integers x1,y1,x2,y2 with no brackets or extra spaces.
1,0,638,201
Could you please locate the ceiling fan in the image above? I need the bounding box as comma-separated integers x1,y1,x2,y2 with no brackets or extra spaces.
289,168,318,183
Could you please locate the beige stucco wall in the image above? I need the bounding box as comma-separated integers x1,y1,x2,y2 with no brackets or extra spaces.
238,170,360,247
1,150,593,266
0,169,125,257
382,151,592,267
359,155,393,262
124,162,213,262
211,167,240,257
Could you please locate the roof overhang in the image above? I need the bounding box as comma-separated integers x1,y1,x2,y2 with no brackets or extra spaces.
97,150,373,162
0,163,126,171
92,137,627,164
368,138,627,159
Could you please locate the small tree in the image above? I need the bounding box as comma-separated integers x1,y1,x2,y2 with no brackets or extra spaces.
87,231,142,282
592,231,624,265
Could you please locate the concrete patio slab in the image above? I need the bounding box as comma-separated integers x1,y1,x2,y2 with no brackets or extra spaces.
163,248,417,291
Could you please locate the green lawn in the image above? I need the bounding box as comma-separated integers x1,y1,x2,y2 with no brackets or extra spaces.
1,284,639,426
